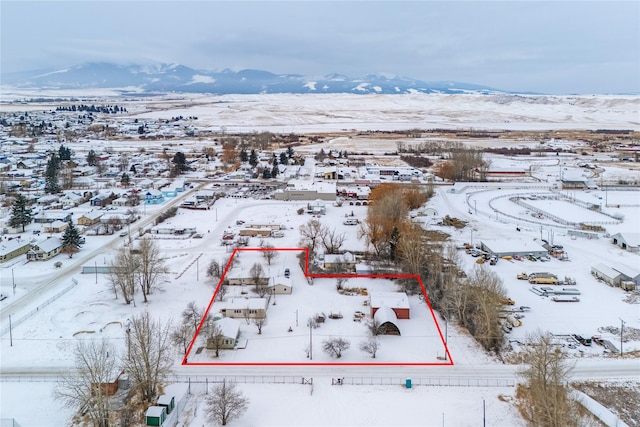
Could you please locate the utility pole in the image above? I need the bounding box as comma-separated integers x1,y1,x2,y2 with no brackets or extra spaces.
9,314,13,347
309,320,313,360
474,200,477,215
12,268,15,295
95,261,98,284
620,318,625,356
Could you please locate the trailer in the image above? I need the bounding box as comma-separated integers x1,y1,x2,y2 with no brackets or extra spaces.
551,296,580,302
529,276,559,285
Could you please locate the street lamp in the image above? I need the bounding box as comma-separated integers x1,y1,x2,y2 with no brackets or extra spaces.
125,318,132,359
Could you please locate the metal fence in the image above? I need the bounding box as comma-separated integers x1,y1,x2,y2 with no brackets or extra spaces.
1,278,79,337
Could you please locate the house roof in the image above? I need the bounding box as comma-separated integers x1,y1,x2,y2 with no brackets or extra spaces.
32,238,62,252
145,406,165,417
0,239,30,256
324,252,355,264
370,292,410,310
214,317,241,339
79,211,104,221
224,298,268,310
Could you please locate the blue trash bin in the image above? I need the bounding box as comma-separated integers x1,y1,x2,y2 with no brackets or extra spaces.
405,378,412,388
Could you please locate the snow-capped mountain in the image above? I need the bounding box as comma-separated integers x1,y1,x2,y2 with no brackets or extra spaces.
1,63,504,94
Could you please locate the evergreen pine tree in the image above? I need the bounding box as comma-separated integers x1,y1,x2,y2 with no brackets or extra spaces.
86,149,97,166
61,223,83,258
249,150,258,167
279,152,288,165
287,146,294,158
44,153,61,194
240,149,248,163
9,194,33,232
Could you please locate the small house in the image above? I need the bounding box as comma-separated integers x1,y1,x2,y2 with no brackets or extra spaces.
27,238,63,261
220,298,268,320
144,189,165,205
0,239,31,263
323,252,356,271
206,317,241,350
145,406,166,426
44,220,69,233
268,276,292,294
77,211,104,226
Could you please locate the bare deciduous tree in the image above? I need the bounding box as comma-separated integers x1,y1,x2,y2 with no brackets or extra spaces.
182,301,202,331
207,259,223,280
122,312,173,403
55,340,119,427
320,226,346,254
171,322,194,355
108,248,138,305
299,219,323,252
253,318,266,334
135,238,168,302
204,318,225,357
360,336,380,358
261,243,278,265
517,331,580,427
322,337,350,358
205,380,249,426
249,262,268,297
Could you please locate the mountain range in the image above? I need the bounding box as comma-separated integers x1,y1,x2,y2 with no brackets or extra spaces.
1,63,504,95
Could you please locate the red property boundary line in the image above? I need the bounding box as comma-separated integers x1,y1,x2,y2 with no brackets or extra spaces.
182,247,453,366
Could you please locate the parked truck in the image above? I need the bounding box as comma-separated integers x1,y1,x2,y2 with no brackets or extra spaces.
529,276,560,285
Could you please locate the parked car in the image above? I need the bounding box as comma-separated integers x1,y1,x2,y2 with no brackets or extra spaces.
284,268,290,278
119,231,128,237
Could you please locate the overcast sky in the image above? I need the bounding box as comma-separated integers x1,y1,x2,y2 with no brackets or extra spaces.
2,1,638,94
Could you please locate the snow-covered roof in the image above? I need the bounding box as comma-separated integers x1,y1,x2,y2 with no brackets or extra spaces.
0,239,30,256
224,298,268,310
214,317,240,339
592,263,623,279
374,305,399,325
481,239,547,254
611,262,640,280
612,232,640,248
145,406,165,417
370,292,409,310
32,238,62,252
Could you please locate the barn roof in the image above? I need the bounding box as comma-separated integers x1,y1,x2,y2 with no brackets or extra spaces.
370,292,409,310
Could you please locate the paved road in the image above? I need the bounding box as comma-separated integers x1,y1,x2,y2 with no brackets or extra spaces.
2,358,638,383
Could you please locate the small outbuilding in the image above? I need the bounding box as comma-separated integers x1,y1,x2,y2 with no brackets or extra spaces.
369,292,410,319
145,406,166,426
373,305,401,335
611,232,640,253
157,395,175,415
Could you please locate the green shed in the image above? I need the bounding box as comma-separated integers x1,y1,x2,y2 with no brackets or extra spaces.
157,394,175,414
145,405,166,426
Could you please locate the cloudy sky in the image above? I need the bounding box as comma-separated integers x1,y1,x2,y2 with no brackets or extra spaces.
2,1,638,94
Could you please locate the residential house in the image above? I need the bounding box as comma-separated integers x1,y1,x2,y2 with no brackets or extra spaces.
144,189,164,205
220,298,268,319
44,220,69,233
60,192,84,207
323,252,356,271
33,211,72,224
206,317,241,350
77,211,104,226
268,276,293,295
27,238,63,261
0,239,31,263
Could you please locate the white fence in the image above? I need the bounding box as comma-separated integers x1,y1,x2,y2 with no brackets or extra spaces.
1,278,79,337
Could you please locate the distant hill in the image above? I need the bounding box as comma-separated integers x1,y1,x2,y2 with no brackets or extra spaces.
1,62,505,95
